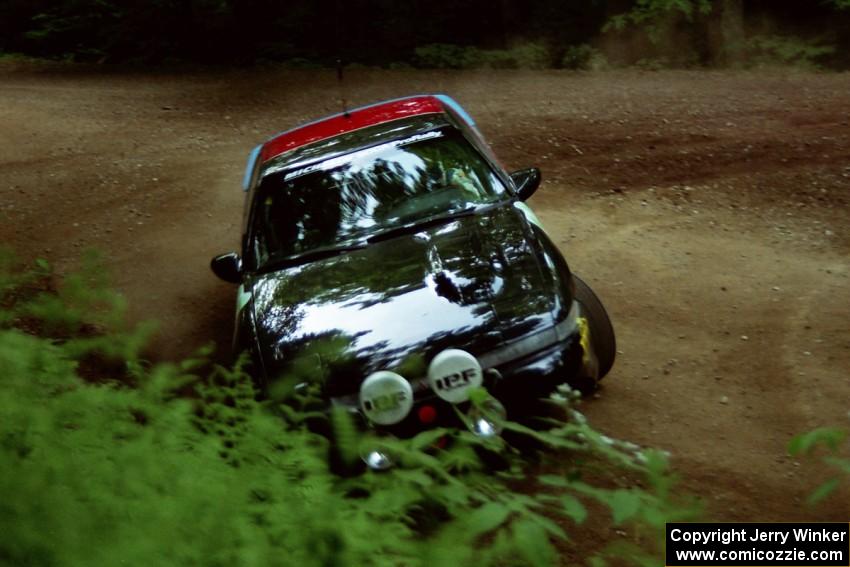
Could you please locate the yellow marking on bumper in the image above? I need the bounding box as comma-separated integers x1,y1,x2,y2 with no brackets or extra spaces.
577,316,592,366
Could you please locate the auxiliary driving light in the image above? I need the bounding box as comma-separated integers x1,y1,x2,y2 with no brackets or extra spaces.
427,348,483,403
359,370,413,425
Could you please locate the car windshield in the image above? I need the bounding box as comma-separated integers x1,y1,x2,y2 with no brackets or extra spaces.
249,127,509,269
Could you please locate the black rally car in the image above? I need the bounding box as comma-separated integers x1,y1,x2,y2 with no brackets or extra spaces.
211,95,615,457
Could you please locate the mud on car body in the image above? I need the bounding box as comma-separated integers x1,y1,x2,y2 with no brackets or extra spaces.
211,95,616,468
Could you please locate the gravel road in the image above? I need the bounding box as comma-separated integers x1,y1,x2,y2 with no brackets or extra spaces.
2,66,848,532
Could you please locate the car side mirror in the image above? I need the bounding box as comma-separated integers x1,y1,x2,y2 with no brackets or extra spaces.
510,167,541,201
211,252,242,284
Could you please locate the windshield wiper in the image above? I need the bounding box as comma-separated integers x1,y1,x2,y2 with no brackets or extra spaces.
257,241,368,273
367,204,493,245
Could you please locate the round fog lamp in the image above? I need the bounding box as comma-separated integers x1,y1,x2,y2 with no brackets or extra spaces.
467,398,507,438
359,371,413,425
427,349,483,404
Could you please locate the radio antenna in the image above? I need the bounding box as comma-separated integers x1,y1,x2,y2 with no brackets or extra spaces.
333,0,350,119
336,58,350,118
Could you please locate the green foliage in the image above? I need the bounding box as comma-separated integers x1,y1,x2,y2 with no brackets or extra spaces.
0,52,48,65
413,43,551,70
826,0,850,9
2,0,850,67
605,0,713,43
561,44,607,70
1,254,698,566
743,35,836,69
601,1,850,69
789,427,848,454
634,57,672,71
789,426,850,505
23,0,124,61
413,44,477,69
1,250,157,368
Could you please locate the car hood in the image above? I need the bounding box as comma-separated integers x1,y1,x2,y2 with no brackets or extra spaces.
249,203,558,397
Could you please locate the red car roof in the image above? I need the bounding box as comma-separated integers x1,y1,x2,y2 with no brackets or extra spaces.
259,95,446,163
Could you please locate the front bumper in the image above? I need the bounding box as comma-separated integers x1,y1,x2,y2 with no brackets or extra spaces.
350,301,597,437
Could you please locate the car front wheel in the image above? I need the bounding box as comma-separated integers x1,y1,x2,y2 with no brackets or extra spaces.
573,274,616,381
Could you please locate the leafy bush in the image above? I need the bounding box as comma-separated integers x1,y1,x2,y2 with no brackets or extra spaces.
561,44,607,70
485,43,551,70
789,426,850,505
413,44,477,69
0,253,698,566
743,35,836,69
604,0,713,44
634,56,674,71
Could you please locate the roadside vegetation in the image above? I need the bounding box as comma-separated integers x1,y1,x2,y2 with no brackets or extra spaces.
789,427,850,506
3,250,843,566
1,251,701,566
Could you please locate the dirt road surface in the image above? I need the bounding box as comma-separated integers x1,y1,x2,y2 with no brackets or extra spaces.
2,67,849,535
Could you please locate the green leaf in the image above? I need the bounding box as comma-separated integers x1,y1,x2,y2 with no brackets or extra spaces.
330,406,359,467
789,427,848,455
511,520,554,567
641,448,670,475
393,468,433,488
537,474,569,488
441,442,482,473
409,428,449,451
467,386,489,406
560,494,588,524
608,490,642,525
823,456,850,474
465,502,511,537
807,478,840,506
525,511,567,540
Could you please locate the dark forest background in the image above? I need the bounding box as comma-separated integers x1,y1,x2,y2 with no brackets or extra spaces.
1,0,849,68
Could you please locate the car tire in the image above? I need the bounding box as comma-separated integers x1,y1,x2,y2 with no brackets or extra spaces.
573,274,616,381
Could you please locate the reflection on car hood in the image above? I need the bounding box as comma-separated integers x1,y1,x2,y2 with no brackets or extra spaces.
250,203,558,396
